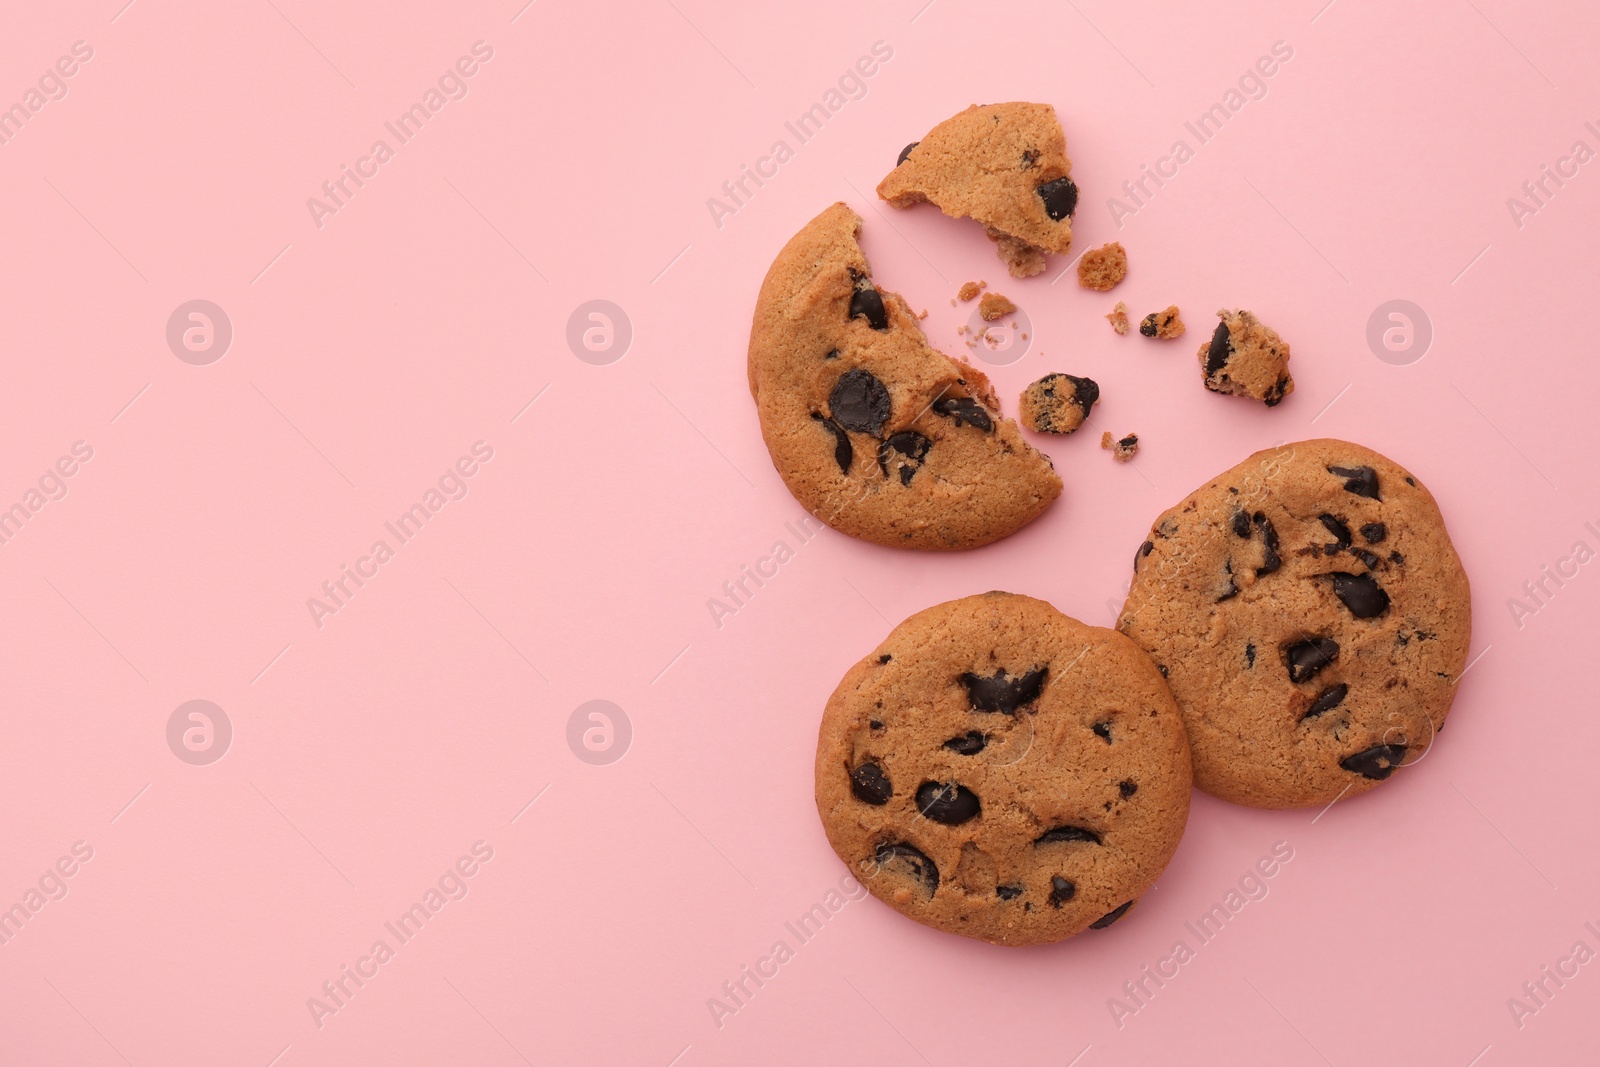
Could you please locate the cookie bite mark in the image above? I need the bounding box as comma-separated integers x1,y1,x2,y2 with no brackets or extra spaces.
877,103,1077,278
1077,242,1127,290
1199,308,1294,406
1019,372,1099,434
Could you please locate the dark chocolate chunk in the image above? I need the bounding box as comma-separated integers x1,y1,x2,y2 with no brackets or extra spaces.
1285,638,1339,683
915,781,980,825
960,667,1048,714
1303,683,1348,720
811,414,853,474
877,431,930,486
873,843,938,896
869,719,883,729
932,395,993,432
1331,572,1390,618
1092,720,1112,742
942,731,987,756
849,285,889,331
1319,513,1353,547
1389,551,1405,565
897,142,919,166
1360,522,1387,543
1090,901,1134,929
1135,540,1153,572
1205,320,1232,376
1231,510,1252,538
1119,780,1138,798
995,884,1023,900
1353,548,1383,570
1253,513,1281,576
1340,743,1406,780
1327,464,1381,499
829,369,890,434
1139,314,1160,337
1064,374,1100,414
878,654,892,664
1047,876,1076,907
1035,825,1103,846
849,762,893,805
1263,377,1289,407
1245,642,1256,668
1037,176,1078,220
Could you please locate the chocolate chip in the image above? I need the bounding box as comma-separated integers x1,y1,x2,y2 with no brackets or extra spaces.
829,369,890,434
1245,642,1256,668
995,884,1023,900
1353,548,1382,570
1090,901,1134,929
877,431,931,486
873,843,938,896
1048,876,1076,907
1319,514,1352,547
1036,826,1102,845
1327,465,1381,499
1037,176,1078,220
1205,321,1231,376
1118,435,1138,448
916,781,980,825
878,654,892,664
1264,377,1289,407
1341,743,1406,780
1139,314,1160,337
1389,550,1405,565
960,667,1048,714
824,348,839,360
811,414,853,473
1253,513,1281,575
1303,683,1348,720
1231,510,1251,538
897,142,919,166
1135,540,1153,572
1065,374,1100,414
1331,572,1390,618
850,762,893,805
849,285,889,331
1092,720,1112,742
869,719,883,729
1119,781,1138,798
1405,476,1416,486
1285,638,1339,683
1361,523,1387,543
932,395,993,432
942,731,987,756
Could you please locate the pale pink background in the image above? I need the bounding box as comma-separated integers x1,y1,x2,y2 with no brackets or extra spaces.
2,0,1597,1064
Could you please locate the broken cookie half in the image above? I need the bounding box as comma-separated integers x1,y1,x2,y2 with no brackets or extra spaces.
878,102,1077,278
748,203,1062,550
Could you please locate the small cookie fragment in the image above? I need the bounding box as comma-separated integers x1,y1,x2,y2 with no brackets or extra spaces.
979,292,1017,322
1019,373,1099,434
1139,306,1185,339
1106,301,1130,335
1077,242,1127,291
1101,432,1138,462
1199,308,1294,406
957,281,984,302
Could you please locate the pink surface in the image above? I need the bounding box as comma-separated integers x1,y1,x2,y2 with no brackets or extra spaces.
2,1,1598,1064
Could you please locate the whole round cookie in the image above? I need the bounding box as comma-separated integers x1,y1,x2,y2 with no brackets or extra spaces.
1117,440,1472,809
877,102,1076,278
748,203,1061,550
815,592,1191,946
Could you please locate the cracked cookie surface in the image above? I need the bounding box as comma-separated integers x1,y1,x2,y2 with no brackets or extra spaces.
815,592,1191,945
1118,440,1471,808
748,203,1061,549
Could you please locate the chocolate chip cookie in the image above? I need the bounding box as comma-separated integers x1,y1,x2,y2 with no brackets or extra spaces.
1199,308,1293,406
749,203,1062,550
878,103,1076,278
815,592,1192,945
1118,440,1471,808
1019,373,1098,434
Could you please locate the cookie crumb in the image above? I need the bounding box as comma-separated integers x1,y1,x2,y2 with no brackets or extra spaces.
1106,301,1130,335
957,281,983,302
1102,432,1139,462
1199,308,1294,406
1077,242,1128,291
1140,305,1185,339
1019,373,1099,434
979,292,1017,321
